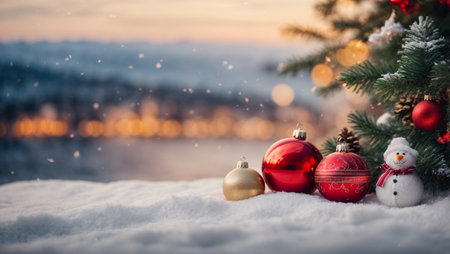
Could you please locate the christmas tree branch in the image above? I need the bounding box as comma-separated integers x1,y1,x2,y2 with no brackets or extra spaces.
373,74,424,102
281,25,330,40
315,82,342,97
279,44,343,75
315,0,339,17
332,18,364,31
338,61,397,95
321,137,338,156
348,111,410,151
431,61,450,88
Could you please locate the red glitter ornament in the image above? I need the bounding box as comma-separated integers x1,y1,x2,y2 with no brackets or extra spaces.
412,95,444,132
262,125,322,193
315,139,371,203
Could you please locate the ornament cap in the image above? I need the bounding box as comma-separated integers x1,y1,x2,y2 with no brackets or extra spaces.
292,123,307,140
424,94,437,101
336,137,349,152
237,156,249,168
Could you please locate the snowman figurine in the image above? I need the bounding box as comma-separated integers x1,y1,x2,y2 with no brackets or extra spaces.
376,137,424,207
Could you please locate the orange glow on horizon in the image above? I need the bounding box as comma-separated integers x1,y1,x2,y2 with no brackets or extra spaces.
0,0,325,46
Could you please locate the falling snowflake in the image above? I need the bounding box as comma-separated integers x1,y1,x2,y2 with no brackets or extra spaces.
93,103,99,110
138,53,145,59
48,158,55,163
73,150,80,158
155,63,162,69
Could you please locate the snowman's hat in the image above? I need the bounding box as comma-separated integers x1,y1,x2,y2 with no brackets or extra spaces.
383,137,418,161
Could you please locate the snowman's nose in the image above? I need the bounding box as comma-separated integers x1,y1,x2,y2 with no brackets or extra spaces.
396,155,404,161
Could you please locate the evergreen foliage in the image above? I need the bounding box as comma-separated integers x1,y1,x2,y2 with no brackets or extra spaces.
284,1,450,194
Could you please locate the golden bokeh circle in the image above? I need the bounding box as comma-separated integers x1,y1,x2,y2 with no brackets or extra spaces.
271,84,295,107
311,64,333,87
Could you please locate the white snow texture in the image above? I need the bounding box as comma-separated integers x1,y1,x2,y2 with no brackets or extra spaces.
376,112,393,126
368,11,404,44
1,179,449,254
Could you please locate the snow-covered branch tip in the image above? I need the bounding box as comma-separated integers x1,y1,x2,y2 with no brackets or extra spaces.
402,16,446,53
369,11,404,44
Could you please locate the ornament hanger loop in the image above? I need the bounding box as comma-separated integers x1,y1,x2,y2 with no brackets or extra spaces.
293,122,307,140
336,137,349,152
237,156,249,168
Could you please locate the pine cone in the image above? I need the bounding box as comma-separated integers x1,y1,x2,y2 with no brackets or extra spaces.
393,94,421,124
338,127,361,154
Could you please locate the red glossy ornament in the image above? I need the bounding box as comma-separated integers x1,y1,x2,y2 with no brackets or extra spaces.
439,0,450,6
262,126,322,193
315,141,371,203
412,97,444,131
389,0,418,13
389,0,403,7
438,132,450,144
400,0,418,13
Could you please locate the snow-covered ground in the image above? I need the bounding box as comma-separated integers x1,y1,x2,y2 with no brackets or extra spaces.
1,179,449,254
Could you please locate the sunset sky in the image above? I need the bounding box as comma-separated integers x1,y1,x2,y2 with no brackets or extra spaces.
0,0,326,45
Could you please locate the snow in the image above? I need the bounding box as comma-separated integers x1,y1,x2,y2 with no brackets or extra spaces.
376,112,393,126
403,16,446,53
405,38,446,52
379,72,404,81
368,11,404,44
1,179,450,254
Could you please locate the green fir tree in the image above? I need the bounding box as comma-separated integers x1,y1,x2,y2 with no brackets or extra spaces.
283,1,450,194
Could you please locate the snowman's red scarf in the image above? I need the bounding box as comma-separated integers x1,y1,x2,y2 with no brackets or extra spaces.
376,163,416,187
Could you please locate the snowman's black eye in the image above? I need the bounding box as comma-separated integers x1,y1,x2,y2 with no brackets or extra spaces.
396,152,399,155
402,153,405,155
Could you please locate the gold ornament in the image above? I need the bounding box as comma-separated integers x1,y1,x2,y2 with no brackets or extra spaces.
223,157,265,201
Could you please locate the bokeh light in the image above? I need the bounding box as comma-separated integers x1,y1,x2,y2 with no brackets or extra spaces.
12,117,68,137
271,84,295,107
336,40,368,67
311,64,333,87
159,120,182,138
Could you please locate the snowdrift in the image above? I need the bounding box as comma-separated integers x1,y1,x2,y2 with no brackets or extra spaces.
1,179,449,254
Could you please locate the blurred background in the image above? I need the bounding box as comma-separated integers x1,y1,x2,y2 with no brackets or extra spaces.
0,0,374,183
